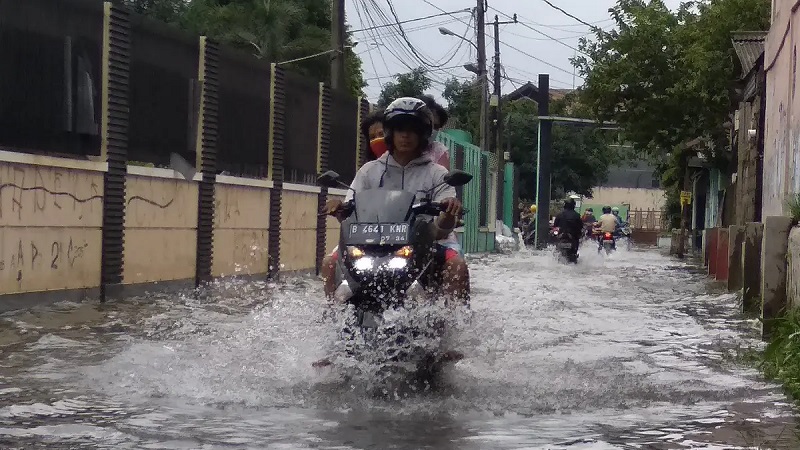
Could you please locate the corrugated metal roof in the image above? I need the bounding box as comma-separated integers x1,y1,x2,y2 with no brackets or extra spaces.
731,31,767,77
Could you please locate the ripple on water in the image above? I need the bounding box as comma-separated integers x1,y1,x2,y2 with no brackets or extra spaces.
0,249,798,449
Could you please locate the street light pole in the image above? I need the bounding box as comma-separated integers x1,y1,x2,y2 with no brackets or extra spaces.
475,0,487,155
330,0,346,90
490,13,517,222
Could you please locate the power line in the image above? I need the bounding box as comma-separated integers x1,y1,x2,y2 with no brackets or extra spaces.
355,0,473,90
539,0,597,29
383,0,471,69
490,7,585,55
526,17,614,31
421,0,582,78
500,39,580,78
351,8,471,33
501,27,594,42
358,17,466,43
362,64,471,81
503,64,574,87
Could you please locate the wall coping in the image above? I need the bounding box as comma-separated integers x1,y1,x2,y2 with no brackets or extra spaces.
127,165,203,181
0,150,108,173
283,182,321,194
215,174,274,189
328,187,349,196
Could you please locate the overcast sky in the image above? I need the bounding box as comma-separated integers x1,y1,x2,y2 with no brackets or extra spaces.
346,0,683,103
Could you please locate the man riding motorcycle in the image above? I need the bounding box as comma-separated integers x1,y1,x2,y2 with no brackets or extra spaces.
322,97,469,305
611,206,623,231
553,198,583,250
594,206,617,234
581,207,597,238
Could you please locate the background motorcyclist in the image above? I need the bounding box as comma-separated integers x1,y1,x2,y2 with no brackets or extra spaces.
322,97,469,305
581,207,597,238
362,110,386,161
611,206,623,228
417,94,451,169
553,198,583,248
594,206,618,235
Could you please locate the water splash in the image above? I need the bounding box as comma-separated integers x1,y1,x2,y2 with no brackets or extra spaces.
0,250,798,449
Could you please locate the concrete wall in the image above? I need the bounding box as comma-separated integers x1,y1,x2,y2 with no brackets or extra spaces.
212,176,271,277
325,189,348,255
734,99,762,224
123,166,199,285
788,226,800,310
0,153,106,294
280,184,319,272
589,186,666,212
762,0,800,217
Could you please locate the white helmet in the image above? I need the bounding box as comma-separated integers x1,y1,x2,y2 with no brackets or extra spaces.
611,206,620,213
383,97,434,143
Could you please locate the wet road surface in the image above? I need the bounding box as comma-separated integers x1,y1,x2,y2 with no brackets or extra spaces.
0,247,798,449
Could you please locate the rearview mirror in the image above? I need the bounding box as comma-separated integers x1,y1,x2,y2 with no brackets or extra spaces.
443,170,472,187
318,170,341,188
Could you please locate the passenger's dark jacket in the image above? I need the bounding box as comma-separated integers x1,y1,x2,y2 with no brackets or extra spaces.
554,209,583,241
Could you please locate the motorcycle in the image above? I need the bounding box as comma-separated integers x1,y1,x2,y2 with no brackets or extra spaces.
595,229,616,254
553,228,579,264
616,222,633,250
519,216,536,247
313,169,473,385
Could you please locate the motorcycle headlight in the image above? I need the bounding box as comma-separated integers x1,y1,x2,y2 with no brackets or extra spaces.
347,246,365,258
394,246,413,258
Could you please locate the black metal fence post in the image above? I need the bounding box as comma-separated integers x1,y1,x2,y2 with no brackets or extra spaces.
316,83,332,275
100,2,130,300
267,63,286,279
195,36,219,286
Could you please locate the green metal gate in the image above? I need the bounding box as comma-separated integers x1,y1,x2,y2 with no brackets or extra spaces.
435,131,498,254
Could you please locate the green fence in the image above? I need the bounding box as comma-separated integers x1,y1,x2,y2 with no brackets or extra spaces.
436,130,499,254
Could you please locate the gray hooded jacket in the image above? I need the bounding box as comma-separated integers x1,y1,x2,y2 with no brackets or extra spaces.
345,151,459,246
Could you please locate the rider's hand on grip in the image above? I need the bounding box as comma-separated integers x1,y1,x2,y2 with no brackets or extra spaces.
322,199,343,216
440,197,463,219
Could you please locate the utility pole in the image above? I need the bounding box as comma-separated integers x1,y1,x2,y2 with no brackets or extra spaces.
475,0,487,154
535,74,552,249
331,0,346,90
491,13,517,221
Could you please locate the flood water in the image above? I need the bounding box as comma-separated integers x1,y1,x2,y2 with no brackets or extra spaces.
1,247,798,449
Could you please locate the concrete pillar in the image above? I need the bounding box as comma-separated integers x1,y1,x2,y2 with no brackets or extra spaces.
761,216,793,338
701,229,708,265
716,228,730,281
742,222,763,313
708,228,719,276
727,225,745,292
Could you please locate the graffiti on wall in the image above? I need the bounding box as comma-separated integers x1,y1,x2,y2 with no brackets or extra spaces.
125,176,194,228
0,162,102,292
0,164,102,223
1,236,90,286
214,186,241,227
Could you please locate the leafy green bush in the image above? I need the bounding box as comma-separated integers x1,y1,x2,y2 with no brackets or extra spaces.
787,193,800,223
761,310,800,399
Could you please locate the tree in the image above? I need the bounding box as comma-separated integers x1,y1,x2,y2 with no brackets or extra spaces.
442,77,481,141
125,0,365,97
117,0,186,22
442,77,619,200
573,0,770,225
377,67,431,107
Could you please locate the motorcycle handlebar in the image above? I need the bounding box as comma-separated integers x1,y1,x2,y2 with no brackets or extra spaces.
425,202,469,216
326,200,469,218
